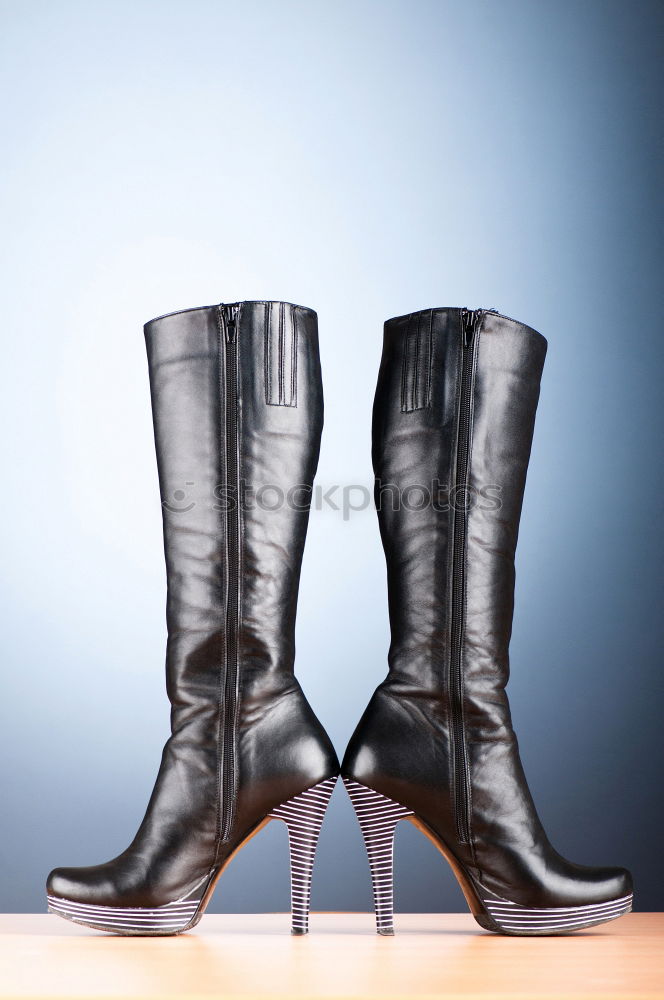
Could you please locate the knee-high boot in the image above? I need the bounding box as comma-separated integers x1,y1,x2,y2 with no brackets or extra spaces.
343,306,632,935
48,300,339,935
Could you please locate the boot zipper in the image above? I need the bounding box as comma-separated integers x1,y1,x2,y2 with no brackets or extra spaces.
450,307,480,845
220,303,241,843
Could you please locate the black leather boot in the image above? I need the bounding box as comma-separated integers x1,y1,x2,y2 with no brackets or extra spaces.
47,301,339,935
342,307,632,935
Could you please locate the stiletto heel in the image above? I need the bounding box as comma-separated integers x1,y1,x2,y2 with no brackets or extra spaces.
270,776,337,934
343,778,412,935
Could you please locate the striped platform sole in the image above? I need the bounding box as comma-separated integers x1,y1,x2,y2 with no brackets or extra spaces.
46,894,202,934
47,776,337,936
343,777,633,937
481,891,633,934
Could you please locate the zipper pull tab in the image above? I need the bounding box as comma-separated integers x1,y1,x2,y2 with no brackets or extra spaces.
225,305,238,343
461,308,478,348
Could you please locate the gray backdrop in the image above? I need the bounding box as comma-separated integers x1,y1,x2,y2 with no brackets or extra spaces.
1,0,662,914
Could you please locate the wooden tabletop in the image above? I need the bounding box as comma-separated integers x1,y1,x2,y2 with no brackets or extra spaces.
0,912,662,999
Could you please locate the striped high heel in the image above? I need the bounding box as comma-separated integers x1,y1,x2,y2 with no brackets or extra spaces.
343,779,413,934
269,776,337,934
48,776,337,935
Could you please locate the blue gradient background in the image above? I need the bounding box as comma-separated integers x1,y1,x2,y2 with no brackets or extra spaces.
0,0,662,914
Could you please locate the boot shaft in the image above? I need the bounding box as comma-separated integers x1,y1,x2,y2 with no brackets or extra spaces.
373,307,547,705
343,306,547,852
144,301,323,696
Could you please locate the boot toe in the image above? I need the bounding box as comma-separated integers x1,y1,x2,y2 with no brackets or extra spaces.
47,866,103,904
593,865,633,902
551,862,634,907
